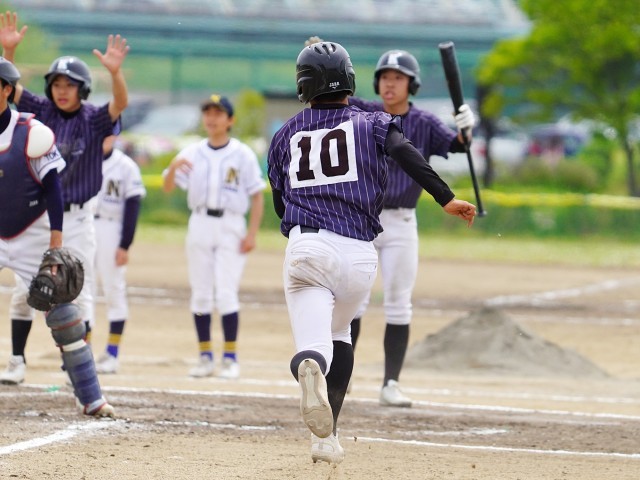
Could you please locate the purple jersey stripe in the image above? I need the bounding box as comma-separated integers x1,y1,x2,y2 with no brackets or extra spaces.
19,89,116,204
349,97,456,208
268,104,400,241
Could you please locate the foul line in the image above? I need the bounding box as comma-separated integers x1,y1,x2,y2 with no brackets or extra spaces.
0,421,115,456
11,384,640,422
357,436,640,460
485,277,640,308
3,386,640,460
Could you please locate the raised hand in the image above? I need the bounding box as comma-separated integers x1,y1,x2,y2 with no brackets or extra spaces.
0,11,27,53
92,34,130,75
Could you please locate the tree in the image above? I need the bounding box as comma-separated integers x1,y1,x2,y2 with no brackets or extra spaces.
476,0,640,196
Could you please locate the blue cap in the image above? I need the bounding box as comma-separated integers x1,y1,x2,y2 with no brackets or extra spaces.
200,94,234,117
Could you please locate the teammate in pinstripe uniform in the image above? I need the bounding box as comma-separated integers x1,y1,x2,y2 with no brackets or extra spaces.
268,41,476,464
0,11,129,387
163,94,265,380
0,57,114,417
93,135,146,374
348,49,476,408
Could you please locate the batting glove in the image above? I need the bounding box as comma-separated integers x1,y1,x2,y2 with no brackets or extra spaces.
454,104,475,131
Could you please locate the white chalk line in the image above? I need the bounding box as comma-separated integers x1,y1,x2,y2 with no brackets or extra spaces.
2,385,639,460
356,436,640,460
7,378,640,417
9,383,640,422
485,276,640,308
2,278,639,321
0,421,116,456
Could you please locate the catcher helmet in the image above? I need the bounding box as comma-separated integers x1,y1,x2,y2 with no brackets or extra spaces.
44,56,92,101
0,57,20,104
296,41,356,103
374,50,421,96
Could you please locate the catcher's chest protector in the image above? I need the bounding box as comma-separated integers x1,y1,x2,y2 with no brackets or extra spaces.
0,114,47,238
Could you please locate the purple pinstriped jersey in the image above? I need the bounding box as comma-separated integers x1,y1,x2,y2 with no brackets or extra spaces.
349,97,456,208
19,89,115,204
268,104,400,241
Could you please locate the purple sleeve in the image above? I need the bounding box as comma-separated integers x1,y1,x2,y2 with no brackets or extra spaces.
91,102,119,139
16,89,48,117
42,169,64,231
119,196,141,250
348,97,384,112
385,125,454,207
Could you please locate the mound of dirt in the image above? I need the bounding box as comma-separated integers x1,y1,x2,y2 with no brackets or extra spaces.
405,307,609,378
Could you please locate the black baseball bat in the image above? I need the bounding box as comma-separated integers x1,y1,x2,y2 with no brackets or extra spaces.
438,41,486,217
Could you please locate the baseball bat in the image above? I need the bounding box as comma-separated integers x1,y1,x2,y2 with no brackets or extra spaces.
438,41,486,217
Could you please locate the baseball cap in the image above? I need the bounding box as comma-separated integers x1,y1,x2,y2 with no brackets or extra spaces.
200,94,234,117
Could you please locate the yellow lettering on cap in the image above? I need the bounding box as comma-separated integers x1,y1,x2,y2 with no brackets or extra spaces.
210,94,221,103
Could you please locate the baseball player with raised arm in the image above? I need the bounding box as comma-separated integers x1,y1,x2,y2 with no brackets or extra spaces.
267,40,475,465
348,49,475,407
163,94,265,380
0,57,114,417
0,11,129,384
93,135,146,374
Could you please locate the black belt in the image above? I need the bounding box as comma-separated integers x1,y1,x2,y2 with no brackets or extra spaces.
94,214,117,221
206,208,224,217
64,202,85,212
300,226,319,233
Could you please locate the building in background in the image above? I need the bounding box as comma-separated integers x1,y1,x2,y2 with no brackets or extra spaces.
18,0,529,101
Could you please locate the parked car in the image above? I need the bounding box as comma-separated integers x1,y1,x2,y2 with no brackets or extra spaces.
526,123,590,160
412,98,529,177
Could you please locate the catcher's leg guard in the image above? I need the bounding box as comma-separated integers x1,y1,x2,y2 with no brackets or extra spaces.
46,304,110,415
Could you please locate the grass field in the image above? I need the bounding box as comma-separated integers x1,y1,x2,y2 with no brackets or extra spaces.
136,224,640,268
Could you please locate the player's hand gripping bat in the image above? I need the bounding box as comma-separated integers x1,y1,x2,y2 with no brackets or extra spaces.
439,41,486,217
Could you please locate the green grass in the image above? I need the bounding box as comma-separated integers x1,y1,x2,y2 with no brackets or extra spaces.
136,224,640,268
419,233,640,268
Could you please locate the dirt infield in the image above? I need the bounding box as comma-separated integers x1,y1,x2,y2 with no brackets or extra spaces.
1,235,639,479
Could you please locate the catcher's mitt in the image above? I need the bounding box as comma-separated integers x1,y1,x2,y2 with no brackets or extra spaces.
27,248,85,311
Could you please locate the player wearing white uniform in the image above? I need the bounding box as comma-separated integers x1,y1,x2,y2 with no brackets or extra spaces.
93,135,146,374
163,95,265,379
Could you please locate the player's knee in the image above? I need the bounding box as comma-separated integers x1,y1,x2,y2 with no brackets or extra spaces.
10,291,33,319
384,304,412,325
46,303,86,346
190,295,213,314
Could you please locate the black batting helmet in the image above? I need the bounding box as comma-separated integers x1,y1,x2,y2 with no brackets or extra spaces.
0,57,20,104
374,50,421,96
296,41,356,104
44,56,92,101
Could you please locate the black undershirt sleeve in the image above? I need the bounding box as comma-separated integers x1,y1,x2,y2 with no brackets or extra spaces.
272,189,285,219
120,196,142,250
449,135,467,153
42,169,63,231
384,124,455,207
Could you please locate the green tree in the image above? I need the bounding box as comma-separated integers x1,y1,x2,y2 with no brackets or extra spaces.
477,0,640,196
233,89,266,140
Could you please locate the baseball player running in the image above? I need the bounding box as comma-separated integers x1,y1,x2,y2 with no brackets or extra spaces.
94,135,146,374
0,57,114,417
0,11,129,384
268,41,475,465
163,94,265,380
348,49,475,407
